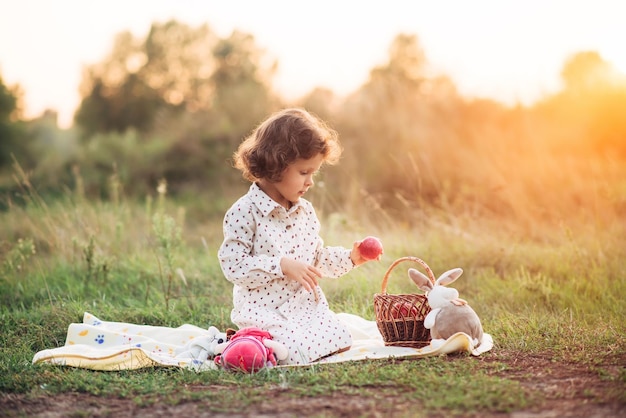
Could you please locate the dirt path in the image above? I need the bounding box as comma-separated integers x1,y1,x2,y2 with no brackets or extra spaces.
2,355,624,418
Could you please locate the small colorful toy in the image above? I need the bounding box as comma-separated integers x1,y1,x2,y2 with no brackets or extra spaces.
214,327,288,373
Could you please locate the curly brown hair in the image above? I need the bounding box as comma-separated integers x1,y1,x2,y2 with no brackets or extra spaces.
233,108,342,182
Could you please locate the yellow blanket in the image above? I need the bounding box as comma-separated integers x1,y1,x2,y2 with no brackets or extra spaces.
32,312,493,371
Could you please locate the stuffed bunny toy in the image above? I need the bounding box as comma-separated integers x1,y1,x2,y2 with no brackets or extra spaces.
214,327,288,373
408,267,484,348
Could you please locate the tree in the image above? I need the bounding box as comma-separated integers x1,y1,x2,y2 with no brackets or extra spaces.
74,20,219,138
75,20,278,142
208,30,278,139
297,87,339,123
535,51,626,155
0,74,25,168
335,33,462,208
561,51,616,93
73,20,280,195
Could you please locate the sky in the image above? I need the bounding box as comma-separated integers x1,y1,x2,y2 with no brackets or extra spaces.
1,0,625,128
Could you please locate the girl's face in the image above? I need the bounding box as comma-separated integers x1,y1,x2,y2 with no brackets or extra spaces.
259,153,325,209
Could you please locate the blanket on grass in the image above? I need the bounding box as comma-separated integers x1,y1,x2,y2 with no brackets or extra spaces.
32,312,493,371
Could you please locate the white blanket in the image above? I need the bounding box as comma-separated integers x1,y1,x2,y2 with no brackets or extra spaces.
32,312,493,371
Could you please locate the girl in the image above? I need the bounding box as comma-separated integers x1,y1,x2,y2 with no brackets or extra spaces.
218,108,377,365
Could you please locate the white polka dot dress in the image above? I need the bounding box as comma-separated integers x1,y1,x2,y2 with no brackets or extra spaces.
218,183,354,364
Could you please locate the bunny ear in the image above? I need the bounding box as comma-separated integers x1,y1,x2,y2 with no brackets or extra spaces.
436,268,463,286
408,268,434,293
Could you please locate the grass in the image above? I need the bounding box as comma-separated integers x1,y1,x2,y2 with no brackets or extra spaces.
1,171,625,417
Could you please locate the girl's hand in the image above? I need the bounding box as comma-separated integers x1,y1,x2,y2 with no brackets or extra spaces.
280,258,321,296
350,241,371,266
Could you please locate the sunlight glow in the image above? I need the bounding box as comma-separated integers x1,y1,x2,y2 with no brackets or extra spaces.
1,0,625,128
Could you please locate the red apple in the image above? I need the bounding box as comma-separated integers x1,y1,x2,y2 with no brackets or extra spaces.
390,302,419,319
358,236,383,260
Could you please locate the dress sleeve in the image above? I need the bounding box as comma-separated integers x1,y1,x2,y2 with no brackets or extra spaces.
313,240,355,279
218,204,284,289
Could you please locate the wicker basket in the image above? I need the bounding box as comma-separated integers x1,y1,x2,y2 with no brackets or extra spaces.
373,256,436,348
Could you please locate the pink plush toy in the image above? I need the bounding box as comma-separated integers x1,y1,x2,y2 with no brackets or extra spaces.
214,327,288,373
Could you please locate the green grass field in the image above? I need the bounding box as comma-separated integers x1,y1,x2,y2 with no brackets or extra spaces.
1,177,625,417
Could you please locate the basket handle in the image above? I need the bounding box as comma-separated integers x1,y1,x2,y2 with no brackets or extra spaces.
380,256,436,294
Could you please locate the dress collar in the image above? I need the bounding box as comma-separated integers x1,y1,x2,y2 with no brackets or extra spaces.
248,183,305,217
